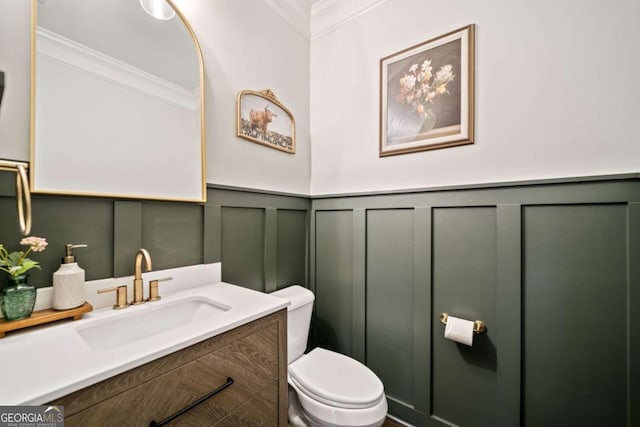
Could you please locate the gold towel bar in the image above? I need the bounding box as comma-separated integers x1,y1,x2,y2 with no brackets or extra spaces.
0,160,32,235
440,313,486,334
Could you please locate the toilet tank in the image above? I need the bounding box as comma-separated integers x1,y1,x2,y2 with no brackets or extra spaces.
271,285,314,363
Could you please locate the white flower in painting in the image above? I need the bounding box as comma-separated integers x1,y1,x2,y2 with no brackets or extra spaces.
395,58,454,113
436,64,454,82
400,74,417,90
421,60,433,81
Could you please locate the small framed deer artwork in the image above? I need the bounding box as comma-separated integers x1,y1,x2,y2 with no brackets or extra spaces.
237,89,295,154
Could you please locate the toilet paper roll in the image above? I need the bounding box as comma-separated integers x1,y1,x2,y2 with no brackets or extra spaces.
444,316,474,346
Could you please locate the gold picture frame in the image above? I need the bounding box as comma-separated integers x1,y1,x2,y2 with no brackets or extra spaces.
237,89,295,154
380,24,475,157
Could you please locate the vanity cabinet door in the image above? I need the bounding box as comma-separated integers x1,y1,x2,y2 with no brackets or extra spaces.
214,381,279,426
155,324,280,427
55,309,286,427
65,359,251,427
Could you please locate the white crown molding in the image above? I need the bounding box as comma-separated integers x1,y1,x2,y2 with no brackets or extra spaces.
263,0,311,40
262,0,388,41
36,27,199,111
310,0,389,39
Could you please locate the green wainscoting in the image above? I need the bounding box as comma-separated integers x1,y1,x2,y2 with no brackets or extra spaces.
366,209,416,406
2,170,639,427
221,206,266,291
432,207,497,426
310,175,640,427
0,174,309,293
522,204,628,426
314,210,356,357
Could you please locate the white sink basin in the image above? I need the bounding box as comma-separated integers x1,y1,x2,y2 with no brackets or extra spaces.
76,296,231,351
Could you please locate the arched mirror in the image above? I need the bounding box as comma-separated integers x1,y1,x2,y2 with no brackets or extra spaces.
30,0,205,202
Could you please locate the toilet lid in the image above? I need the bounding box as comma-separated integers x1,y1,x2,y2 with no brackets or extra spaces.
289,348,384,409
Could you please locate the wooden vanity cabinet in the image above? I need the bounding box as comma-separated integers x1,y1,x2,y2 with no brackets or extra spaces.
49,309,287,427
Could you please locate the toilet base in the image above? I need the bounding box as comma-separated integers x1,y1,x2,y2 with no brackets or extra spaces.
289,387,317,427
288,386,386,427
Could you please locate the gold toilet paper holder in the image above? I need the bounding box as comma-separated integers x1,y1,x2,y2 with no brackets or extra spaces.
439,313,486,334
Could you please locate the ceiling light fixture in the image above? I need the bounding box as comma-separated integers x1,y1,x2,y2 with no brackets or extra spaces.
140,0,176,21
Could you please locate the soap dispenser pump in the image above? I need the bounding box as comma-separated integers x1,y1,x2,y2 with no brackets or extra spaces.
52,244,88,310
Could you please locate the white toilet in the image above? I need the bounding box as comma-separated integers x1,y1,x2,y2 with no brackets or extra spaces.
271,285,388,427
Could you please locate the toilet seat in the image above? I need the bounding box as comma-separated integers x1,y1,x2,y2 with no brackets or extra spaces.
289,348,385,409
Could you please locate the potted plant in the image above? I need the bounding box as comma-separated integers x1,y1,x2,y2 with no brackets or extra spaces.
0,236,48,321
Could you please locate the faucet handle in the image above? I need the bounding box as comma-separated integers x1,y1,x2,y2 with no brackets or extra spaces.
97,285,130,310
148,277,173,302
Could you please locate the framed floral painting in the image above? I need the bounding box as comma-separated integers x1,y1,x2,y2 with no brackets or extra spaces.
379,24,475,156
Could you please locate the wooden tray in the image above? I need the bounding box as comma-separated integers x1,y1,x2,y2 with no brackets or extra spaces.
0,302,93,338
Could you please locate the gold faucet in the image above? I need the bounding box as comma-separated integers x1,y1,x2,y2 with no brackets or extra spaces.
132,248,152,305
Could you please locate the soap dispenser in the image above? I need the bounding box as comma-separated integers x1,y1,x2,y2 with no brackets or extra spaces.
52,244,88,310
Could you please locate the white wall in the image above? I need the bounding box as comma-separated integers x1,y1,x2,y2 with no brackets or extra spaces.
173,0,310,194
310,0,640,195
5,0,638,197
0,0,311,195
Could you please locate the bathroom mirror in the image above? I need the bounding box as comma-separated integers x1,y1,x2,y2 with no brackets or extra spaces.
30,0,206,202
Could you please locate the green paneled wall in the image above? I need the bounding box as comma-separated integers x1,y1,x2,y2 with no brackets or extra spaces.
522,204,628,426
0,192,113,285
366,209,415,405
2,169,639,427
221,207,265,291
314,210,355,356
311,176,640,427
0,178,309,293
432,207,497,426
276,209,307,289
142,202,204,270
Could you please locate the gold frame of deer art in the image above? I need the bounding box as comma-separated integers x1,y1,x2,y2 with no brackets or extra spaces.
379,24,475,157
237,89,296,154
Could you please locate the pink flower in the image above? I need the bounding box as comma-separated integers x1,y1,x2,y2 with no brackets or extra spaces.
396,59,454,114
1,236,48,277
20,236,48,252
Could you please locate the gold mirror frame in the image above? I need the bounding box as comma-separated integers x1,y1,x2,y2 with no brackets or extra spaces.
29,0,206,203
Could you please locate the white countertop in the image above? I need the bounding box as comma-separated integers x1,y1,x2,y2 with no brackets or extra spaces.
0,279,288,405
